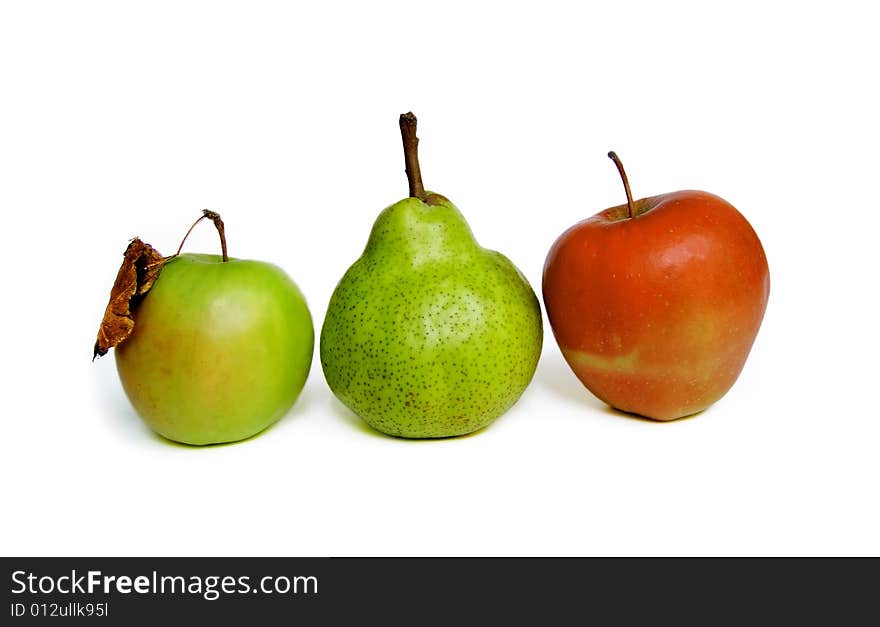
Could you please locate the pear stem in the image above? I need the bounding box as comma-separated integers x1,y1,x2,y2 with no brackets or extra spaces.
172,210,229,262
608,151,635,219
399,112,427,200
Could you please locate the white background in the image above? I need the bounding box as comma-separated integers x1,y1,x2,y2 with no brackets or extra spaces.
1,1,877,556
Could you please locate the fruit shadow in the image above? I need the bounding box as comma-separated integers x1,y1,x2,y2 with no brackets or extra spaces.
535,352,686,424
535,351,607,410
327,396,491,442
95,364,156,443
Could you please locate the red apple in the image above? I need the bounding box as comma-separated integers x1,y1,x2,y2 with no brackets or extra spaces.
542,152,769,420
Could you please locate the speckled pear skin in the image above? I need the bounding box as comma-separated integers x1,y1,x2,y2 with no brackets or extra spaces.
320,194,543,438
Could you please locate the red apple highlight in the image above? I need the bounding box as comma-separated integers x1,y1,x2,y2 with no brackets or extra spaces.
542,152,769,420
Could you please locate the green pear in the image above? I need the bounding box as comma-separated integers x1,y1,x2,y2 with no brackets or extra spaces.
320,113,542,438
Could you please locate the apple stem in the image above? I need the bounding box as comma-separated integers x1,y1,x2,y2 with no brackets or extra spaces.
171,210,229,262
608,151,636,219
399,112,427,201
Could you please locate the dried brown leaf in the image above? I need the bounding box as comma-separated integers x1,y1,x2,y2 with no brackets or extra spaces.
93,238,166,359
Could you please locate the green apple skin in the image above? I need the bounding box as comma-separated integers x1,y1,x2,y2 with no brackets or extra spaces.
116,253,314,445
320,194,543,438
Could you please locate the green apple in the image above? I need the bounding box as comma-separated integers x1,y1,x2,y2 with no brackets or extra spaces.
110,218,313,445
